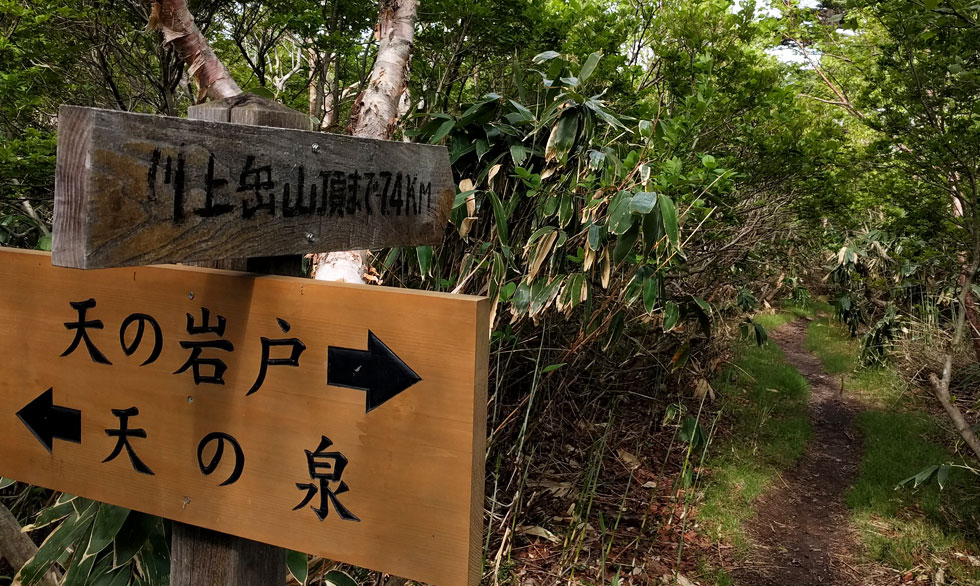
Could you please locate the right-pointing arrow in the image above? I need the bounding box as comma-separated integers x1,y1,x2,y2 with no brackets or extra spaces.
327,331,422,413
17,388,82,453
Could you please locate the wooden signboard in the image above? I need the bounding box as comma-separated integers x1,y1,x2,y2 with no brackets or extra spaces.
52,106,454,269
0,248,488,586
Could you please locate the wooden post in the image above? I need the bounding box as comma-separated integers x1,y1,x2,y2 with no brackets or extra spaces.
169,93,310,586
170,524,286,586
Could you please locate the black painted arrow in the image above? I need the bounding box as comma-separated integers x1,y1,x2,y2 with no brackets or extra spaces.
327,331,421,413
17,388,82,453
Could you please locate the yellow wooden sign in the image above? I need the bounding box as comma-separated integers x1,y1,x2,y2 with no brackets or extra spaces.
0,248,488,586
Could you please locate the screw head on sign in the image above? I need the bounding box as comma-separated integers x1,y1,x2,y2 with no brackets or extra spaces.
306,233,316,243
311,143,320,153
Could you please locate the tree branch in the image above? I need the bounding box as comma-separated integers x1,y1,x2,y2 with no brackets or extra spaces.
930,248,980,462
787,35,865,120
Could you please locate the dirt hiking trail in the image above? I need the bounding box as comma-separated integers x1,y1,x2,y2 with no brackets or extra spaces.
733,319,862,586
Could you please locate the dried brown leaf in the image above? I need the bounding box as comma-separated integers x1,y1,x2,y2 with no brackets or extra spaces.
617,448,641,470
517,525,561,544
601,248,611,289
488,164,503,186
527,230,558,282
458,217,477,238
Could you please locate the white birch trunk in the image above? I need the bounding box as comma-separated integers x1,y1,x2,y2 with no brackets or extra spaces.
314,0,419,283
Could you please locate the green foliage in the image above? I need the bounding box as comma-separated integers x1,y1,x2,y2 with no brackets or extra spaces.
805,317,858,375
15,496,167,586
751,311,794,331
850,408,980,581
833,294,862,339
788,0,980,357
739,317,768,347
401,45,746,354
287,551,309,585
736,287,757,312
7,0,980,581
679,415,706,450
322,570,357,586
786,277,811,311
803,318,980,582
852,409,967,518
860,305,900,366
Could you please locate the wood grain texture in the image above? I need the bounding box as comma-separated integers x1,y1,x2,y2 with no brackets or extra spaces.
182,96,312,279
171,523,286,586
53,106,94,270
51,104,454,269
0,248,489,586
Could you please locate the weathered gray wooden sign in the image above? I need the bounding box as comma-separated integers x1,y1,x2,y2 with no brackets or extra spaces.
52,106,454,269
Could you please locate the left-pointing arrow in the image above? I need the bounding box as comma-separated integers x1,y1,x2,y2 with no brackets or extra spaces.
17,388,82,453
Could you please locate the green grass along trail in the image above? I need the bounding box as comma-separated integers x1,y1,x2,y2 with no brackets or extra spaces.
703,314,980,586
732,319,861,586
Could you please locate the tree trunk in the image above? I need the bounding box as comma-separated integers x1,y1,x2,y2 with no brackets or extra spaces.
0,503,60,586
313,0,419,282
148,0,242,101
960,271,980,363
308,47,323,121
323,52,342,130
346,0,418,139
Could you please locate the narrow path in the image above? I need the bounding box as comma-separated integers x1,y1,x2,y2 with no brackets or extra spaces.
733,320,862,586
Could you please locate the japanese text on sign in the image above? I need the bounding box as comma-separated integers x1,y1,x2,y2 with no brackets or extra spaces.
29,298,389,521
147,150,435,224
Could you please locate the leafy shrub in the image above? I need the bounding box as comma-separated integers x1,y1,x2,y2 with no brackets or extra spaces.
13,495,168,586
835,294,863,338
397,50,736,377
791,284,811,310
860,305,900,366
739,317,769,347
737,287,758,312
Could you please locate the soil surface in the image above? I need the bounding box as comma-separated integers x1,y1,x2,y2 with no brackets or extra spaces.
733,319,862,586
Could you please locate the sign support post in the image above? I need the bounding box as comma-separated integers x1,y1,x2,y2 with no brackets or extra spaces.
170,94,309,586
